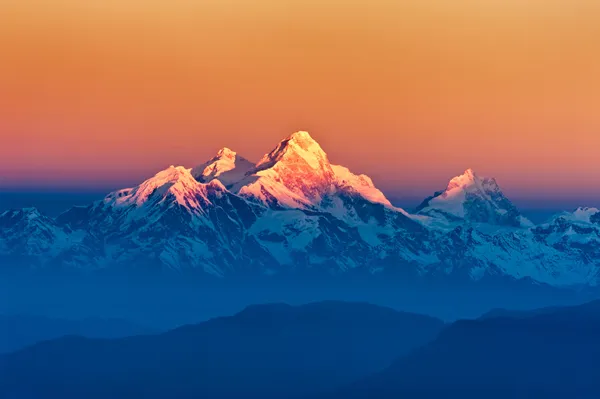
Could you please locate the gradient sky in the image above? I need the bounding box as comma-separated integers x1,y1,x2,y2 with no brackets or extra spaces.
1,0,600,203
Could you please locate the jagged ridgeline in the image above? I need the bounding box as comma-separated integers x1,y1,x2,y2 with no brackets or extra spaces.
1,131,600,287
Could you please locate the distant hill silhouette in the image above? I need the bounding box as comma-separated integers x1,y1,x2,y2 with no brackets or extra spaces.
0,314,153,353
0,301,444,399
328,300,600,398
478,305,566,320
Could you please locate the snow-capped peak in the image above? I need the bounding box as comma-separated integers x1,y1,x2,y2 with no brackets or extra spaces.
417,169,528,227
216,147,236,158
331,165,392,207
573,206,600,218
447,168,476,189
253,131,330,173
0,208,53,227
233,131,336,209
230,131,399,212
105,165,209,211
6,134,600,288
192,147,254,187
419,168,488,217
551,207,600,225
445,168,500,194
0,207,42,220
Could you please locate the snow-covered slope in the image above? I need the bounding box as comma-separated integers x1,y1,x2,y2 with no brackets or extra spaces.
1,132,599,288
192,148,254,187
330,165,392,207
228,131,401,224
416,169,532,227
531,207,600,258
0,208,71,259
551,207,600,225
232,131,337,209
54,165,273,275
105,165,211,211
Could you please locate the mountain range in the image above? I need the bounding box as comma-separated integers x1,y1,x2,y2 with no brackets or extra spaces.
0,301,444,399
3,299,600,398
1,131,599,287
328,299,600,399
0,314,153,353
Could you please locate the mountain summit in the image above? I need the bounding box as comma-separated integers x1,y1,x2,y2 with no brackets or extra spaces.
416,169,531,227
253,131,331,174
192,147,254,187
1,132,599,287
186,131,395,221
234,131,337,209
230,131,396,214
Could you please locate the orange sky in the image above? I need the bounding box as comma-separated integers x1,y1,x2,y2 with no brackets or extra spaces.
1,0,600,200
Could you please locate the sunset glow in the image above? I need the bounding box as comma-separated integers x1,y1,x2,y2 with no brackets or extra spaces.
1,0,600,199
